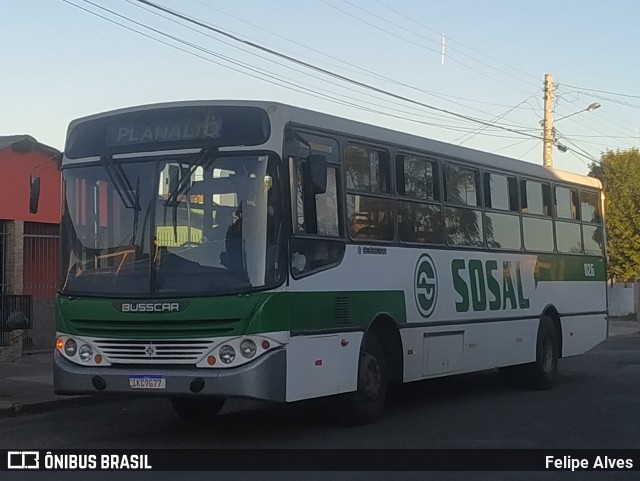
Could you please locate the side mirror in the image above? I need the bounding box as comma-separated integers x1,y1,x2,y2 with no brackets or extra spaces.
308,154,327,194
29,175,41,214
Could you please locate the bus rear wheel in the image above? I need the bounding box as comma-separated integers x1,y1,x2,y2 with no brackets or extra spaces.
170,396,226,422
342,335,386,425
527,315,559,389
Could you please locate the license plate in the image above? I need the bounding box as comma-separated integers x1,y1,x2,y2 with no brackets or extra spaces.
128,375,166,390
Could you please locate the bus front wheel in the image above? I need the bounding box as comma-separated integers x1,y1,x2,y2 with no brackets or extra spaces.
170,396,225,422
342,335,387,425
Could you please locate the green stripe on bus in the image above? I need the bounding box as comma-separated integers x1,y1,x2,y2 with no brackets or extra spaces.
56,291,407,339
534,254,606,282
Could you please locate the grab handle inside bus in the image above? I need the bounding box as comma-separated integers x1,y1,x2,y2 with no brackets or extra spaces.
29,175,41,214
308,154,327,194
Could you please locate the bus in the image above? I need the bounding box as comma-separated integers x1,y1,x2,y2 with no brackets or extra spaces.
47,100,607,424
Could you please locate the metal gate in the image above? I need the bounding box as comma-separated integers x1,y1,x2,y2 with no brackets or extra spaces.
23,222,59,349
0,222,9,345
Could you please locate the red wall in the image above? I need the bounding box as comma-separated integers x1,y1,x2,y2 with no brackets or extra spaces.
0,148,60,223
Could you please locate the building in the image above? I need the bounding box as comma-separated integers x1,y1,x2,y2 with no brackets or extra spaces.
0,135,61,362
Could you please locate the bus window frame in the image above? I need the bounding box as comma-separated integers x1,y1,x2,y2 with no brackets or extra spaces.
285,129,346,279
344,141,395,244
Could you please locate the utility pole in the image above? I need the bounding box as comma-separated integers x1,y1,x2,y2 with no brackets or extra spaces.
542,73,555,168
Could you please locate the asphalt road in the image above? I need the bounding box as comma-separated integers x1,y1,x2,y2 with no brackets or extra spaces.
2,334,640,480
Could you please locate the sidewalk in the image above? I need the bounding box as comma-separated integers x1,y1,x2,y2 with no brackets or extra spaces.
1,318,639,418
0,350,119,418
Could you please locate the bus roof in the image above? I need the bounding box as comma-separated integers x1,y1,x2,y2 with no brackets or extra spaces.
66,100,602,190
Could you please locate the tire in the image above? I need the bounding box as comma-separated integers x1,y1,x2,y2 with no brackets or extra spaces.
169,396,225,422
523,316,559,390
342,335,387,425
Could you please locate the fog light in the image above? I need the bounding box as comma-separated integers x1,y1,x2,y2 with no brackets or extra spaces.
64,339,77,357
219,345,236,364
240,339,257,358
79,344,93,362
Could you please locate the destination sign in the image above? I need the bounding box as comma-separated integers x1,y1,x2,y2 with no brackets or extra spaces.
65,105,270,159
106,113,222,147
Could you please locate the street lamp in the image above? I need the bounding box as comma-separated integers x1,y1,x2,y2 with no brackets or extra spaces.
539,103,601,127
542,100,602,167
554,102,601,123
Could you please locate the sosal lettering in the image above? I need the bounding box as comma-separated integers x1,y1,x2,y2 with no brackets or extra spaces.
452,259,530,313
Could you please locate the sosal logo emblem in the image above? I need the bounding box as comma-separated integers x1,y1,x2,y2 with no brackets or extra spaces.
414,254,438,318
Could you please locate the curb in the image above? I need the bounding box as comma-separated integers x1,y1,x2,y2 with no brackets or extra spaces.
0,395,129,418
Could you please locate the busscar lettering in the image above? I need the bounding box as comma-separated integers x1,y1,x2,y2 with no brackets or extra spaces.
452,259,531,313
120,303,180,313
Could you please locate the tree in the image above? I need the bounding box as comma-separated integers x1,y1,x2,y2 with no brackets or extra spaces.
589,148,640,281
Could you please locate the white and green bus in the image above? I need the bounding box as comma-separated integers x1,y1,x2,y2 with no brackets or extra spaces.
50,100,606,424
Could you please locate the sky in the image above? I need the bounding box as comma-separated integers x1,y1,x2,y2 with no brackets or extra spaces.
3,0,640,175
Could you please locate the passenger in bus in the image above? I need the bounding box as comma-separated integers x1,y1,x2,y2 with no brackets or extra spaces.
220,209,244,272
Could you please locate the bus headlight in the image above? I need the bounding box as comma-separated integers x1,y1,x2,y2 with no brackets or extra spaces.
64,339,77,357
219,345,236,364
196,334,285,368
79,344,93,362
240,339,257,359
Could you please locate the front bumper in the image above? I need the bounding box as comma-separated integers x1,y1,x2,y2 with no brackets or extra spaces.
53,347,286,402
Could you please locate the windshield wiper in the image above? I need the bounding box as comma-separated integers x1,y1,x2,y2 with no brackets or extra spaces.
103,156,142,244
164,147,218,243
103,156,139,210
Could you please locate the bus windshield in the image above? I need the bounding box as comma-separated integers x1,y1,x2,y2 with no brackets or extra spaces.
60,152,284,297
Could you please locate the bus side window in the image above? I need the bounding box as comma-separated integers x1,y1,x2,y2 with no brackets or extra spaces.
395,154,443,244
443,163,483,247
345,144,393,241
484,172,521,250
292,159,340,236
290,155,344,278
521,179,552,216
581,190,604,256
521,179,554,252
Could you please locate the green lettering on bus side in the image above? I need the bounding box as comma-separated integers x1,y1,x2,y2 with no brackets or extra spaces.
502,261,517,310
486,260,501,311
468,259,487,312
452,259,469,313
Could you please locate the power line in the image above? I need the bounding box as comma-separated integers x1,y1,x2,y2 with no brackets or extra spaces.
454,94,538,145
555,132,600,164
128,0,475,123
341,0,540,91
493,137,536,153
319,0,535,95
61,0,426,118
62,0,538,141
563,84,640,100
132,0,542,140
188,0,538,111
518,141,540,159
370,0,541,87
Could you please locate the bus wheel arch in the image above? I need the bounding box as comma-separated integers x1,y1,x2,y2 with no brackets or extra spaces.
365,314,403,386
341,315,402,425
